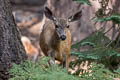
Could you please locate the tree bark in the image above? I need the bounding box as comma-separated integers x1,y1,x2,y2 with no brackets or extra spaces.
0,0,27,79
10,0,46,6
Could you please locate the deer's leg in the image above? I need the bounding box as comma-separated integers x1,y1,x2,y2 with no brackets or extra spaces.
61,52,69,69
64,49,70,70
65,54,69,69
32,53,39,62
48,50,56,65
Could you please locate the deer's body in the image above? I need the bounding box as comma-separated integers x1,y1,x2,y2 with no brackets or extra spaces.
40,7,82,69
40,20,71,68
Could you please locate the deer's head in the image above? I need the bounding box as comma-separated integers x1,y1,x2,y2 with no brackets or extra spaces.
44,7,82,41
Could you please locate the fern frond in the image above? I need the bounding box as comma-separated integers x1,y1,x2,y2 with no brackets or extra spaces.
94,14,120,24
73,0,91,6
71,47,120,60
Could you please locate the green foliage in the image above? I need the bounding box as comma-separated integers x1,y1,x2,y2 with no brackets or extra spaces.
114,68,120,74
114,68,120,78
71,31,120,69
73,0,91,6
81,63,114,80
71,48,120,60
9,57,116,80
72,0,120,78
94,14,120,24
9,57,79,80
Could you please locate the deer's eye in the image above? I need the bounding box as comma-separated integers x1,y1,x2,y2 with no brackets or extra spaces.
55,25,59,28
66,25,69,28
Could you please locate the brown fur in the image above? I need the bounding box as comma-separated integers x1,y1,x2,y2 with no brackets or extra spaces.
21,36,39,62
40,19,71,69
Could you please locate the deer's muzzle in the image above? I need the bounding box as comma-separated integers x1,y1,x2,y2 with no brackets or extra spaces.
60,35,66,40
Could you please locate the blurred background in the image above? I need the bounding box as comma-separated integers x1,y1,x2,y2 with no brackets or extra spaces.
10,0,120,59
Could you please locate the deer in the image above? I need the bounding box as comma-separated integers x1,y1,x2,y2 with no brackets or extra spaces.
39,7,82,69
21,36,39,62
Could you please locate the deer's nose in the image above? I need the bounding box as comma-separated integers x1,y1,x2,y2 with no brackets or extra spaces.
60,35,66,40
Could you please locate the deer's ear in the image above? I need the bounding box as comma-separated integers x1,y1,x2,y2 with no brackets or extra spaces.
68,10,82,22
44,7,56,21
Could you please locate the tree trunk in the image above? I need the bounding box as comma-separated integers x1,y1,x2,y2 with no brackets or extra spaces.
0,0,27,79
10,0,46,6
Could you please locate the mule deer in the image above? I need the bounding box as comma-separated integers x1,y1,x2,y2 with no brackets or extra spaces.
21,36,39,62
40,7,82,69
